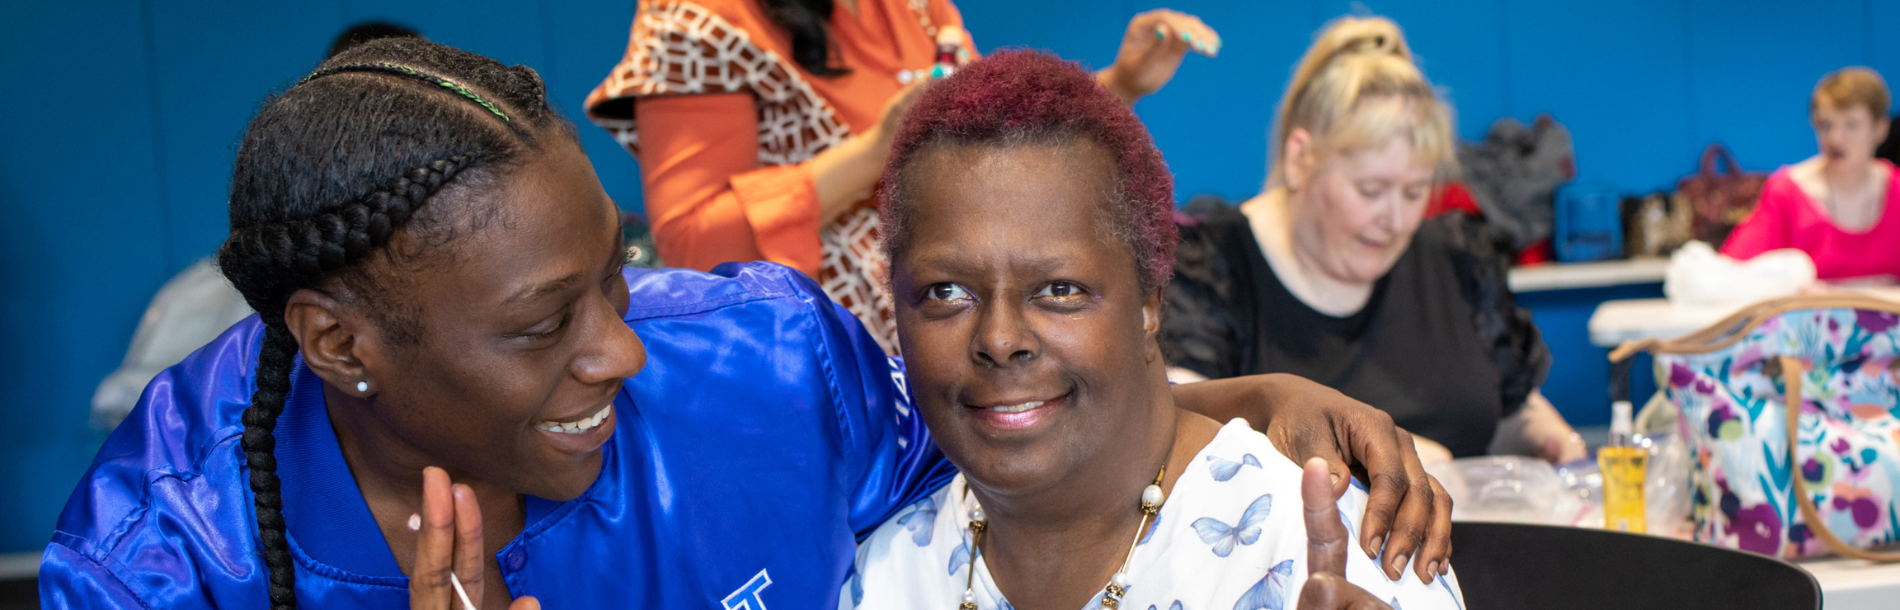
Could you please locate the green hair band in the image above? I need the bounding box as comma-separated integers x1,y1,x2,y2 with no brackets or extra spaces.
301,62,511,122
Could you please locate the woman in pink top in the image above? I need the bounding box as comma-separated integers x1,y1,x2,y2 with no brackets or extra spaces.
1723,67,1900,282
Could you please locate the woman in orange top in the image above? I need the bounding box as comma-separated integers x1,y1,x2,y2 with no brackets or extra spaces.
586,0,1218,353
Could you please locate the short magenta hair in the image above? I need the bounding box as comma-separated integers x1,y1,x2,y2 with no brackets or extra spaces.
877,50,1178,290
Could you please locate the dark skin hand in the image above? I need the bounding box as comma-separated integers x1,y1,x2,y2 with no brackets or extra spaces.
286,141,643,609
1298,457,1395,610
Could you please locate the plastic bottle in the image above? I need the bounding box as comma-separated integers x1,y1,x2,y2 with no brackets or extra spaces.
1599,400,1648,533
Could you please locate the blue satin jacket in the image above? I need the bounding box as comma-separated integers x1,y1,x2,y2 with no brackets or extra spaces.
41,263,955,609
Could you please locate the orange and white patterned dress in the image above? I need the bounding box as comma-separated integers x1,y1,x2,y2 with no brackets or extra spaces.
586,0,977,355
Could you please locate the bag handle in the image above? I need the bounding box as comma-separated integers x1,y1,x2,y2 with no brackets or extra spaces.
1780,355,1900,562
1700,143,1743,178
1610,294,1900,363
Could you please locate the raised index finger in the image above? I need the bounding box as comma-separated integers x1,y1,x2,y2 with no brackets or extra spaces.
1302,457,1351,578
410,467,457,610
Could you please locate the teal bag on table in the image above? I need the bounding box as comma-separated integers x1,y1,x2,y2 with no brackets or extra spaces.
1613,295,1900,561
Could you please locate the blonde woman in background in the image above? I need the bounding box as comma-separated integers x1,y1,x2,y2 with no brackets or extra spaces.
1163,16,1585,465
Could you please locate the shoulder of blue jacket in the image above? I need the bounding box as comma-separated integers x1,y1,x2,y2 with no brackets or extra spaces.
621,262,831,322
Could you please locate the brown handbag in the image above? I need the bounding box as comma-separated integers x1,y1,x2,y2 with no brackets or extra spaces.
1677,143,1766,246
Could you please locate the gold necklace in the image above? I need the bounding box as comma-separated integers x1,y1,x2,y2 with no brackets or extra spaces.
957,466,1168,610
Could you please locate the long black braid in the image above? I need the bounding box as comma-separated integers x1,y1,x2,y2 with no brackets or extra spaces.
215,37,576,609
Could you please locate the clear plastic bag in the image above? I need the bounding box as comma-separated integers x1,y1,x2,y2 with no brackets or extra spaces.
1428,456,1583,525
1427,432,1694,533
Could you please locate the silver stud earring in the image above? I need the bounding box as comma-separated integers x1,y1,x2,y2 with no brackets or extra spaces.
356,381,370,393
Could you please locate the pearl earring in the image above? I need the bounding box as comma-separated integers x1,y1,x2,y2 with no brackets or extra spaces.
356,381,370,393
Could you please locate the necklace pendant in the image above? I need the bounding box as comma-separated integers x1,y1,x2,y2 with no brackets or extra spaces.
1100,593,1121,609
958,602,978,610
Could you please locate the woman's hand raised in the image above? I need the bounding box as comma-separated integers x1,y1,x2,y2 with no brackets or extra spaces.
1097,9,1220,104
1298,458,1394,610
410,467,539,610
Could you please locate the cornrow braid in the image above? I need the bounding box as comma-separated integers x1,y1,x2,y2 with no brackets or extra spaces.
303,63,512,123
221,155,480,298
217,36,577,609
221,155,477,610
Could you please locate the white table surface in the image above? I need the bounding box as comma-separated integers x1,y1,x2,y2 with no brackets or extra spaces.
1587,287,1900,348
1509,259,1670,292
1795,555,1900,609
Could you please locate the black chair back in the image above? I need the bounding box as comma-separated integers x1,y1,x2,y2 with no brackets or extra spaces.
1448,521,1820,609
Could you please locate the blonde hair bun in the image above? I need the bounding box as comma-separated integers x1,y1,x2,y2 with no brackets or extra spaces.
1268,16,1453,188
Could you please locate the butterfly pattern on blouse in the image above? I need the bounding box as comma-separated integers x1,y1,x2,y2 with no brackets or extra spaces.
1192,494,1274,557
845,564,864,606
897,497,939,546
1207,454,1262,482
1147,602,1186,610
948,529,974,576
1232,559,1295,610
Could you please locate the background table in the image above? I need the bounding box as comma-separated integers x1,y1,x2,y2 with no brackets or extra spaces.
1588,286,1900,347
1797,556,1900,609
1509,260,1672,427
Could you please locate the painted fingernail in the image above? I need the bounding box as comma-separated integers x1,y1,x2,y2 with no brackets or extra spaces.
1155,26,1165,40
407,513,421,531
1181,32,1194,44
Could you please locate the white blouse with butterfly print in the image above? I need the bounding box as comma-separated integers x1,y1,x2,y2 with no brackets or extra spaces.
841,419,1466,610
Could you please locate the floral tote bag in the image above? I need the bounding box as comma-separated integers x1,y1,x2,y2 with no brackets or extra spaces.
1612,294,1900,560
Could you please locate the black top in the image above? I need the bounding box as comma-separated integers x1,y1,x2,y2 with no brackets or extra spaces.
1162,200,1550,457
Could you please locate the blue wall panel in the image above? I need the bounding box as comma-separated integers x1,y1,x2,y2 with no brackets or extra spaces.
1685,0,1873,178
0,0,170,552
1502,0,1696,194
148,3,350,272
542,0,646,212
1124,0,1321,201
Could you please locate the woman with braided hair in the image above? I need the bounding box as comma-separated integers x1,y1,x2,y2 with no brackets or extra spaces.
42,37,1449,610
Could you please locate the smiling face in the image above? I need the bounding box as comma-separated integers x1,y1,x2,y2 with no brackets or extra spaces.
1288,135,1436,284
351,142,646,500
891,140,1172,496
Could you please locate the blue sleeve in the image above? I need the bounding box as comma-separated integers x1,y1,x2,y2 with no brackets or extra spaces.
40,543,163,609
805,296,958,538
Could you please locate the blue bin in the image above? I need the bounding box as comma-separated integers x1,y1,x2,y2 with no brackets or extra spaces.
1554,181,1624,263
